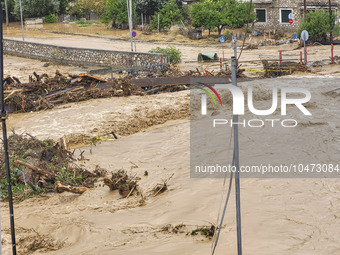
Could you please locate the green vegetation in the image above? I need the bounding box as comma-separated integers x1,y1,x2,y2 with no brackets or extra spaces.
333,24,340,37
190,226,215,236
191,0,255,35
298,10,336,41
149,46,181,64
100,0,137,26
69,0,105,17
135,0,165,17
0,134,96,202
45,13,57,23
13,0,69,18
150,0,183,31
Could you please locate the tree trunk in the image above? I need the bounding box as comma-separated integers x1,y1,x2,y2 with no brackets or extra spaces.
218,26,223,35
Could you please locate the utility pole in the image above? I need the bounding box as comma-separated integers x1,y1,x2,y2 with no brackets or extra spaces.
19,0,24,41
0,3,17,254
304,0,307,18
4,0,9,26
126,0,133,51
232,37,242,255
329,0,333,42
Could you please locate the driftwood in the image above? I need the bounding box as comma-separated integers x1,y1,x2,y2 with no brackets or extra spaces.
15,160,54,180
153,173,174,197
55,181,87,194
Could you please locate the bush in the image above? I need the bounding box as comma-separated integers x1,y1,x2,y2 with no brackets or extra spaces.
45,14,57,24
298,10,336,41
149,46,181,64
332,24,340,37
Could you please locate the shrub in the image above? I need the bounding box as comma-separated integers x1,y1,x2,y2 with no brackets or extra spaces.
332,24,340,37
298,10,336,41
45,14,57,24
149,46,182,64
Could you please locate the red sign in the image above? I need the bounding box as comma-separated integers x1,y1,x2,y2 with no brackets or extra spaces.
289,19,293,24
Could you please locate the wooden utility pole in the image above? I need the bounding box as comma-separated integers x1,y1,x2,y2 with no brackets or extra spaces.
329,0,333,42
304,0,307,18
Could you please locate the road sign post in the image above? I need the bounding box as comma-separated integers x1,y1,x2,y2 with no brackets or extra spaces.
132,31,137,52
301,30,309,65
288,13,294,38
220,36,225,70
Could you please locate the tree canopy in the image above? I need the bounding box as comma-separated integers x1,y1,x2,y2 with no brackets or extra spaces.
191,0,255,35
13,0,72,18
101,0,137,27
150,0,183,30
135,0,166,17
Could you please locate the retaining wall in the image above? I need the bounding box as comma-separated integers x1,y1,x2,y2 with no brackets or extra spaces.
3,39,168,68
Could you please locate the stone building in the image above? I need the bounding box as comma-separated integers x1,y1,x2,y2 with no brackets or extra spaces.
249,0,339,32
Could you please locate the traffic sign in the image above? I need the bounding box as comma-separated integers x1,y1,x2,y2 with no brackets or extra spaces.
301,30,309,41
288,13,294,20
289,19,293,24
220,36,225,43
132,31,137,37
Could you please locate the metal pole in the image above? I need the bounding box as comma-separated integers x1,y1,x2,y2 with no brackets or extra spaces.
141,13,143,31
329,0,333,42
304,40,306,65
222,42,224,69
231,56,242,255
134,37,136,52
126,0,133,51
19,0,24,41
4,0,9,26
0,3,17,254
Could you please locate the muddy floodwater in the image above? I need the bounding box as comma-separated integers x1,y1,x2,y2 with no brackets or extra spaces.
1,75,340,254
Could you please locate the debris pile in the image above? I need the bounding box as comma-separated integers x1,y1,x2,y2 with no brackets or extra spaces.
262,60,310,77
103,170,141,198
0,133,101,200
4,71,134,113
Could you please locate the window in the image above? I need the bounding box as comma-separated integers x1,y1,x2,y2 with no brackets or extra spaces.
255,9,266,23
280,9,292,23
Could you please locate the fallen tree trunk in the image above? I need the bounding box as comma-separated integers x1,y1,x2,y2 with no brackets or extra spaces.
15,160,54,180
55,181,87,194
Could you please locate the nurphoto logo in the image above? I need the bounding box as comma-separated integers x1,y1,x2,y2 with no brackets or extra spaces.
199,83,311,128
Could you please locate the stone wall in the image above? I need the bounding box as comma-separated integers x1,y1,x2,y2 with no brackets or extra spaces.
3,39,168,69
253,0,338,32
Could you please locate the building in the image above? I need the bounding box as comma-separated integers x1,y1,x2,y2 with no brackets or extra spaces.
250,0,339,32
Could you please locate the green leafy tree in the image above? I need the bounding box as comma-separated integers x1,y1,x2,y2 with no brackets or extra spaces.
77,0,105,16
14,0,68,18
150,0,183,30
191,0,255,35
191,1,220,35
135,0,165,17
2,0,16,14
101,0,137,27
298,10,336,41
